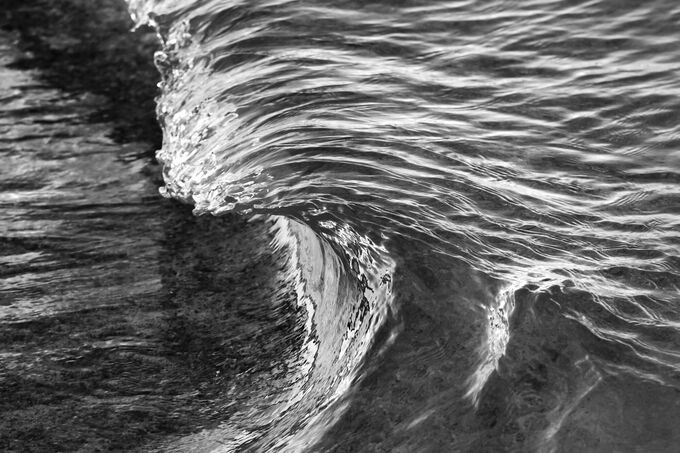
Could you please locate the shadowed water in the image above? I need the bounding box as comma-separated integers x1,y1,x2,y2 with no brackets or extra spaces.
3,0,680,451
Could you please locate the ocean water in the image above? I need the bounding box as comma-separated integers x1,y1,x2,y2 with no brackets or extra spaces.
3,0,680,451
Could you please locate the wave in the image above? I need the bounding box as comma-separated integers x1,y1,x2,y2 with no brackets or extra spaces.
126,0,680,450
126,2,403,447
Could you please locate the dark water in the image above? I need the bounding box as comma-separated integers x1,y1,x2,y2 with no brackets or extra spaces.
4,0,680,451
1,4,306,452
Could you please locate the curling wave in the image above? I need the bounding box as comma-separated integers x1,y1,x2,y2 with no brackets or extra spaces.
126,0,680,450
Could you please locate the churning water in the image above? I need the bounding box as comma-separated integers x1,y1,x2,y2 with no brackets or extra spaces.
3,0,680,451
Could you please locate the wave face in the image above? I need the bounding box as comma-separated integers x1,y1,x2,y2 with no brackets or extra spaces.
127,0,680,451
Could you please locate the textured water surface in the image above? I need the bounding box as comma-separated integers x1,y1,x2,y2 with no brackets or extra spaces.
3,0,680,451
127,0,680,450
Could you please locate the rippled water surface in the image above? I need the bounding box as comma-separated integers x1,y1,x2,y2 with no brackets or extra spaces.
4,0,680,451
